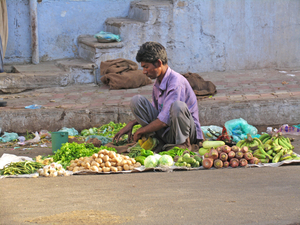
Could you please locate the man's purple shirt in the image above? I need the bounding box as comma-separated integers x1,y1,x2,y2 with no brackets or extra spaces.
152,67,204,140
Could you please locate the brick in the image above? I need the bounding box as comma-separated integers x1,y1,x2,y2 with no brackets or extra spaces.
122,97,133,102
72,104,89,109
126,89,141,93
239,80,253,84
275,92,292,98
226,75,241,78
214,93,227,97
90,102,104,107
243,88,257,92
258,86,273,90
269,80,284,84
105,99,121,104
244,94,261,100
92,98,106,102
213,81,228,85
105,96,122,100
42,102,61,108
60,104,76,109
100,85,110,90
216,89,227,93
228,95,245,100
120,100,131,106
52,94,65,99
228,91,243,95
35,97,50,101
66,95,80,100
226,83,240,87
213,96,229,101
286,84,300,89
82,92,95,96
259,93,277,99
139,91,152,96
109,90,126,95
123,93,137,98
291,91,300,96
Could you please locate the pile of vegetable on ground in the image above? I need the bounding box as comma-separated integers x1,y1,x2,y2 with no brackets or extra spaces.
1,121,300,177
199,132,300,169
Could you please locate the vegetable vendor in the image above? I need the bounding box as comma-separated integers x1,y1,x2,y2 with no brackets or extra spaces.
113,42,204,151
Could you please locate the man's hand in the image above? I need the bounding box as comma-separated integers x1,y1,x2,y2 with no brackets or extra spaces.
133,129,143,142
113,120,138,143
196,139,204,148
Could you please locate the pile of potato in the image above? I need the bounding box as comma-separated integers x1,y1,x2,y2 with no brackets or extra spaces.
67,149,142,173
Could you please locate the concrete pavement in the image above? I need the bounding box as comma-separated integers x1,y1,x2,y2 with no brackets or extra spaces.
0,67,300,133
1,165,300,225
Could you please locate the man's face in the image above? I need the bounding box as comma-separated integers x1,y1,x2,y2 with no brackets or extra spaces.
141,62,161,79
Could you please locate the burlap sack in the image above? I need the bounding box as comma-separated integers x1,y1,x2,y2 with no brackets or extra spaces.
182,72,217,96
100,58,152,89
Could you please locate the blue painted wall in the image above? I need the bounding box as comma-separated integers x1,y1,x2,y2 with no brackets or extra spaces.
4,0,300,72
5,0,132,63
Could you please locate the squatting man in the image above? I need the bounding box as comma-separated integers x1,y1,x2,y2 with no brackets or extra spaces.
113,42,204,151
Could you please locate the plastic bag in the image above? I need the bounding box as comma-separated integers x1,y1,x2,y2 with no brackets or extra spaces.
25,131,40,143
18,136,26,145
25,104,44,109
85,135,112,146
0,132,18,143
94,31,121,43
293,124,300,129
39,130,51,139
225,118,258,143
59,127,78,136
277,124,300,135
201,125,223,140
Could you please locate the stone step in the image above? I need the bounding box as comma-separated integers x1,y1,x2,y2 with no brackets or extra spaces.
1,60,99,93
78,35,125,65
128,0,172,24
55,58,98,85
55,58,97,71
0,70,69,94
105,17,145,37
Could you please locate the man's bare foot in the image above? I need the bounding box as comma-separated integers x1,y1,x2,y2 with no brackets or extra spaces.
175,137,192,151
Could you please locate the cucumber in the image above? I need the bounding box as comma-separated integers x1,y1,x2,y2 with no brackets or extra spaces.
202,141,225,149
199,148,209,156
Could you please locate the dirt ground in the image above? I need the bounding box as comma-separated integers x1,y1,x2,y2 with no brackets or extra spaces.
1,130,300,225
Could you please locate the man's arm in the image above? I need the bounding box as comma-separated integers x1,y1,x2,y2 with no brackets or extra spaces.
133,119,167,142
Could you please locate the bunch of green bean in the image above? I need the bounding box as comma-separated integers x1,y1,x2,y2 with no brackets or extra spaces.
0,161,44,175
159,147,196,158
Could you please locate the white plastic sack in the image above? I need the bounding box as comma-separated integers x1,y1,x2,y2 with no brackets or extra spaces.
0,153,34,169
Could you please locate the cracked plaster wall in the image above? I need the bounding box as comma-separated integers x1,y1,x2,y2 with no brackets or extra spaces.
4,0,300,72
170,0,300,73
5,0,132,64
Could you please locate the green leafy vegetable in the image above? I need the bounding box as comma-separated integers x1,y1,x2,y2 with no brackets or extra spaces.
80,122,142,138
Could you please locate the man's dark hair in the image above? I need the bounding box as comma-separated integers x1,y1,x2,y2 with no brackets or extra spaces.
136,42,168,65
